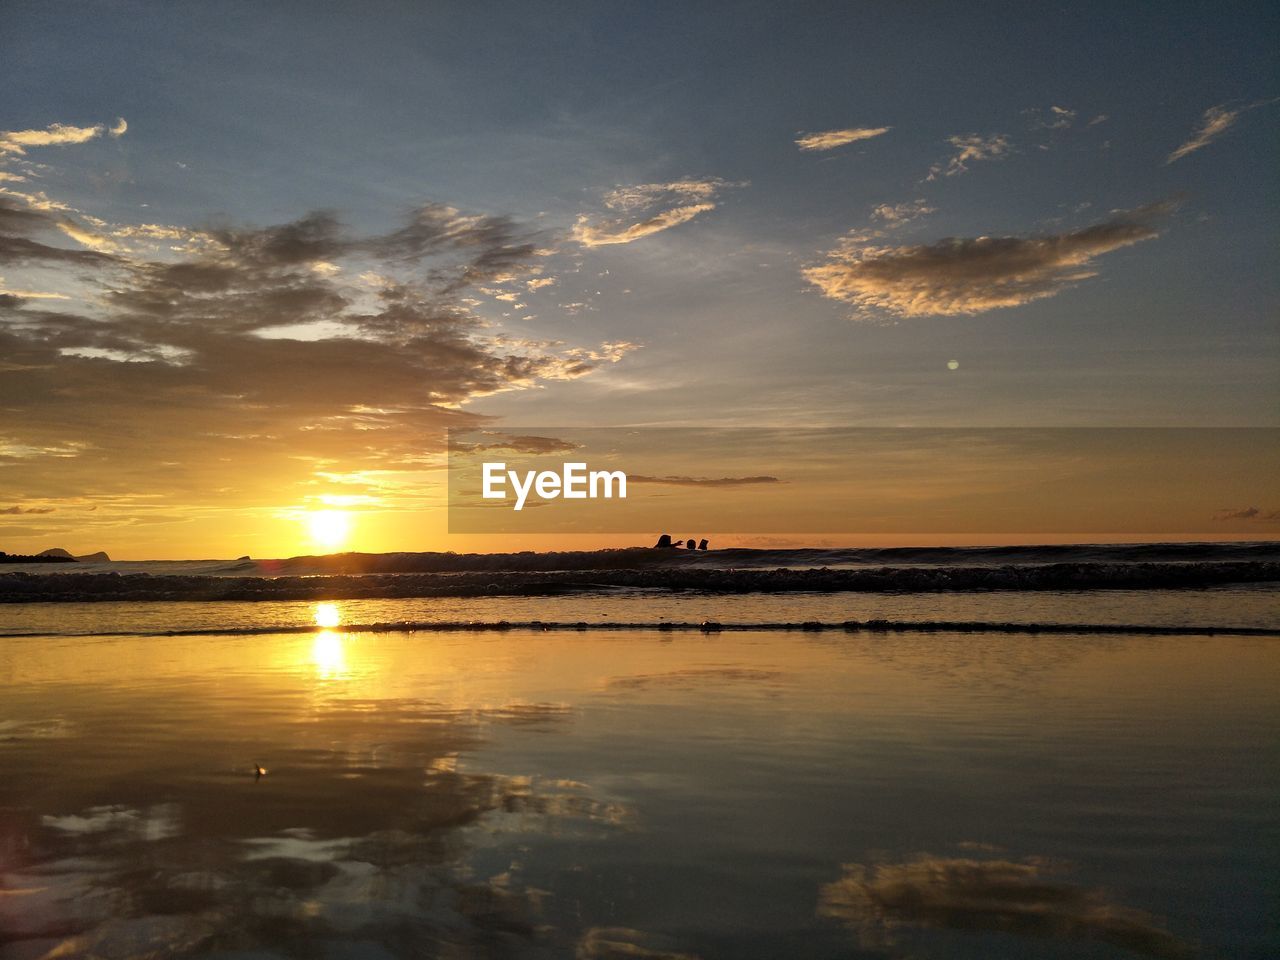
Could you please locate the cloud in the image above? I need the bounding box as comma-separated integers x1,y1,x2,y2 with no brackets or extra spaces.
0,189,632,530
804,202,1170,317
452,433,580,456
0,119,124,156
1213,506,1279,522
795,126,891,152
1166,99,1277,163
108,117,128,138
870,199,935,225
818,855,1196,959
928,133,1010,179
1,505,56,514
628,474,781,487
573,178,738,247
1026,105,1076,130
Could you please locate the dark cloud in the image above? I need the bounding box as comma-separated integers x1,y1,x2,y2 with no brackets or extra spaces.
0,505,56,514
806,202,1172,317
0,197,121,268
818,855,1196,959
1213,506,1279,522
628,474,781,487
452,433,581,456
212,212,347,266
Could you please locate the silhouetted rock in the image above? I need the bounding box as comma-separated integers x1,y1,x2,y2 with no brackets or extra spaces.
38,548,74,558
75,551,111,562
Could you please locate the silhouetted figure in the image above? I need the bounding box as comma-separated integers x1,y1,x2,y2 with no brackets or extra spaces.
254,763,267,779
653,534,673,548
686,538,697,550
698,539,709,550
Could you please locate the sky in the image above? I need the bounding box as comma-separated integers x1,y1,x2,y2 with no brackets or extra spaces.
0,0,1276,558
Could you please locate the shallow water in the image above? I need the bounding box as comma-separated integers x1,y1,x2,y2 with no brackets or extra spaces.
1,609,1276,958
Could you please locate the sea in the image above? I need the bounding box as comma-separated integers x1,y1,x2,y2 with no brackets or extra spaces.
0,543,1276,958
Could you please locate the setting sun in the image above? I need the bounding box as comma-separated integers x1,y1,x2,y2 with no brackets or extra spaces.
306,510,352,551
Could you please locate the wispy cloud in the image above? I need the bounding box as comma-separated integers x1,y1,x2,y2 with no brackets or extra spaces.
795,126,891,152
805,202,1171,317
1026,105,1077,130
573,178,739,247
0,118,127,156
1167,99,1276,163
870,199,935,226
1213,505,1279,522
628,474,781,487
927,133,1010,179
452,433,580,456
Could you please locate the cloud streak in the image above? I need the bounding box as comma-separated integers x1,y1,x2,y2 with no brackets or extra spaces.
628,475,781,487
805,203,1170,317
573,179,738,247
1166,99,1276,163
0,119,127,155
795,126,891,152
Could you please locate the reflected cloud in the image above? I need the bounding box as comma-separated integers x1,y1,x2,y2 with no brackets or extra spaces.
578,926,702,959
818,854,1196,958
7,767,628,957
0,716,73,742
42,803,181,841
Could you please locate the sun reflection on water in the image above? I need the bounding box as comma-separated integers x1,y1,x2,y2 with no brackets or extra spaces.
313,602,341,628
310,604,347,678
311,630,348,679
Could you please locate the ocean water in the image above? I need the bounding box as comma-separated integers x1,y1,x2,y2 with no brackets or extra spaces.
1,594,1277,958
2,585,1278,637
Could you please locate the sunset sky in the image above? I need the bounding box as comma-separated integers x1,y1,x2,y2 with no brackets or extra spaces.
1,1,1276,558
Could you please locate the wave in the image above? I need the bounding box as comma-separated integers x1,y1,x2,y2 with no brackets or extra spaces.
4,542,1276,579
2,559,1277,603
5,618,1276,640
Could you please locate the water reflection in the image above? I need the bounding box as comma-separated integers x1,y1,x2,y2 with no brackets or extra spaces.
313,601,342,629
0,627,1274,957
310,629,348,679
818,854,1197,958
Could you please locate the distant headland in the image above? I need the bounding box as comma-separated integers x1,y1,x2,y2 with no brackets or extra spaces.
0,548,111,564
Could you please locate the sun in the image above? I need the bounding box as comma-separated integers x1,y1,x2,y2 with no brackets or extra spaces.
306,510,352,551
